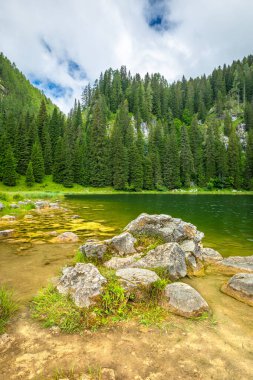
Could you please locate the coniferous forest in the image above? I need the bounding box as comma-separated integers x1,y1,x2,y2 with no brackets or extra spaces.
1,52,253,191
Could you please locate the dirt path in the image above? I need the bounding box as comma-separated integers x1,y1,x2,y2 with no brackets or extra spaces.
1,273,252,380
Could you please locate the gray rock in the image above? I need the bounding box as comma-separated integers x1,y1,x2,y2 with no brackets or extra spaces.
0,229,14,238
106,232,137,256
80,239,107,259
164,282,209,317
116,268,160,290
57,263,107,307
0,202,4,211
214,256,253,274
10,204,19,209
180,239,202,258
202,248,223,264
104,253,142,269
34,200,49,209
184,252,204,275
1,215,16,221
49,202,60,209
124,213,204,243
132,242,187,280
221,273,253,306
53,232,79,243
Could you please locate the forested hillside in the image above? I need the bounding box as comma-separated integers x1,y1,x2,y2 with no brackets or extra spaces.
0,52,253,190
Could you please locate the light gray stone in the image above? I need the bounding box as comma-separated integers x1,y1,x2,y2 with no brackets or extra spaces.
57,263,107,307
164,282,209,317
49,202,60,209
106,232,136,256
10,204,19,209
80,239,107,259
34,200,49,209
1,215,16,221
0,202,4,211
54,231,79,243
221,273,253,306
215,256,253,274
202,248,223,264
124,213,204,244
104,253,142,269
0,229,14,238
132,242,187,280
116,268,160,290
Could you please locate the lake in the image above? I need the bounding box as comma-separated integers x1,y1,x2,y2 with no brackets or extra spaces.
65,194,253,257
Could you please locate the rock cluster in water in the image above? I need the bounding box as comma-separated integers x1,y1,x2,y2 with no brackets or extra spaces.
57,213,253,313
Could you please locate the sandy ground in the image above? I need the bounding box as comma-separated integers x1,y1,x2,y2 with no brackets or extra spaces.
0,273,252,380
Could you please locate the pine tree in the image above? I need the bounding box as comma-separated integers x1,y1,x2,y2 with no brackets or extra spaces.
31,140,45,183
53,137,65,184
180,125,194,187
130,143,143,191
163,125,181,189
3,145,17,186
227,128,241,189
25,161,35,187
143,156,154,190
245,129,253,189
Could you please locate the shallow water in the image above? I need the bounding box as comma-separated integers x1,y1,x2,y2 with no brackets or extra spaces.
66,194,253,257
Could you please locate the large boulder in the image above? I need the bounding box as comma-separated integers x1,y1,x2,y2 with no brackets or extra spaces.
0,229,14,238
0,202,4,211
116,268,160,291
201,248,223,264
214,256,253,274
104,253,142,269
164,282,209,318
132,242,187,280
57,263,107,307
106,232,137,256
53,232,79,243
80,239,107,259
124,213,204,243
221,273,253,306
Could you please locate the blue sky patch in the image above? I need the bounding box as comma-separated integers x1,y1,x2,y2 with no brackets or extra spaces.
145,0,177,32
67,59,87,80
31,76,73,99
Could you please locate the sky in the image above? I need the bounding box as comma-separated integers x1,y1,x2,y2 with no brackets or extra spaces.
0,0,253,113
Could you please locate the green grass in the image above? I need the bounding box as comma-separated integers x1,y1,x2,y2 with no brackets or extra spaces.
0,286,19,333
0,175,252,196
135,235,165,255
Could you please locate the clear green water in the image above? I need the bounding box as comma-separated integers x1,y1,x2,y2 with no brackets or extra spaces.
66,194,253,257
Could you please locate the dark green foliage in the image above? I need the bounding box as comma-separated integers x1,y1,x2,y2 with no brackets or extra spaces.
227,128,242,189
2,145,17,186
31,140,45,183
25,161,35,187
180,125,194,187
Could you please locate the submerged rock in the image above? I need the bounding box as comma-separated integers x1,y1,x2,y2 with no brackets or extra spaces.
80,239,107,259
53,231,79,243
214,256,253,274
132,242,187,280
34,200,49,209
201,248,223,264
124,213,204,244
116,267,160,291
57,263,107,307
104,253,142,269
164,282,209,318
221,273,253,306
106,232,137,256
1,215,16,221
0,229,14,238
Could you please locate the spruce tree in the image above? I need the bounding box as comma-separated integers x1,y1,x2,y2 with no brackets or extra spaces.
3,145,17,186
245,129,253,189
227,128,241,189
53,137,65,184
31,140,45,183
180,125,194,187
25,161,35,187
143,156,154,190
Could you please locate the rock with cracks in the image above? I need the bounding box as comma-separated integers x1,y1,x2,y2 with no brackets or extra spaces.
53,232,79,243
116,268,160,291
124,213,204,244
214,256,253,274
132,242,187,280
201,248,223,264
106,232,137,256
80,239,107,259
57,263,107,307
164,282,209,318
221,273,253,306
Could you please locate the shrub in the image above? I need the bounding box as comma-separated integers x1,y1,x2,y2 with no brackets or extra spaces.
0,287,19,333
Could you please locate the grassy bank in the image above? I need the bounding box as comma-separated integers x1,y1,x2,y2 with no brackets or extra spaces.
0,175,253,196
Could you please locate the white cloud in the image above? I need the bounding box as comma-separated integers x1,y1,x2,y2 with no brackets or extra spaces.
0,0,253,113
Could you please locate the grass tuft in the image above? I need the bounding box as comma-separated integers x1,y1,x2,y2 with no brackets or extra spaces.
0,286,19,334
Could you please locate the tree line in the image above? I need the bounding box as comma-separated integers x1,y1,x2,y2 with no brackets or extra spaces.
0,53,253,190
